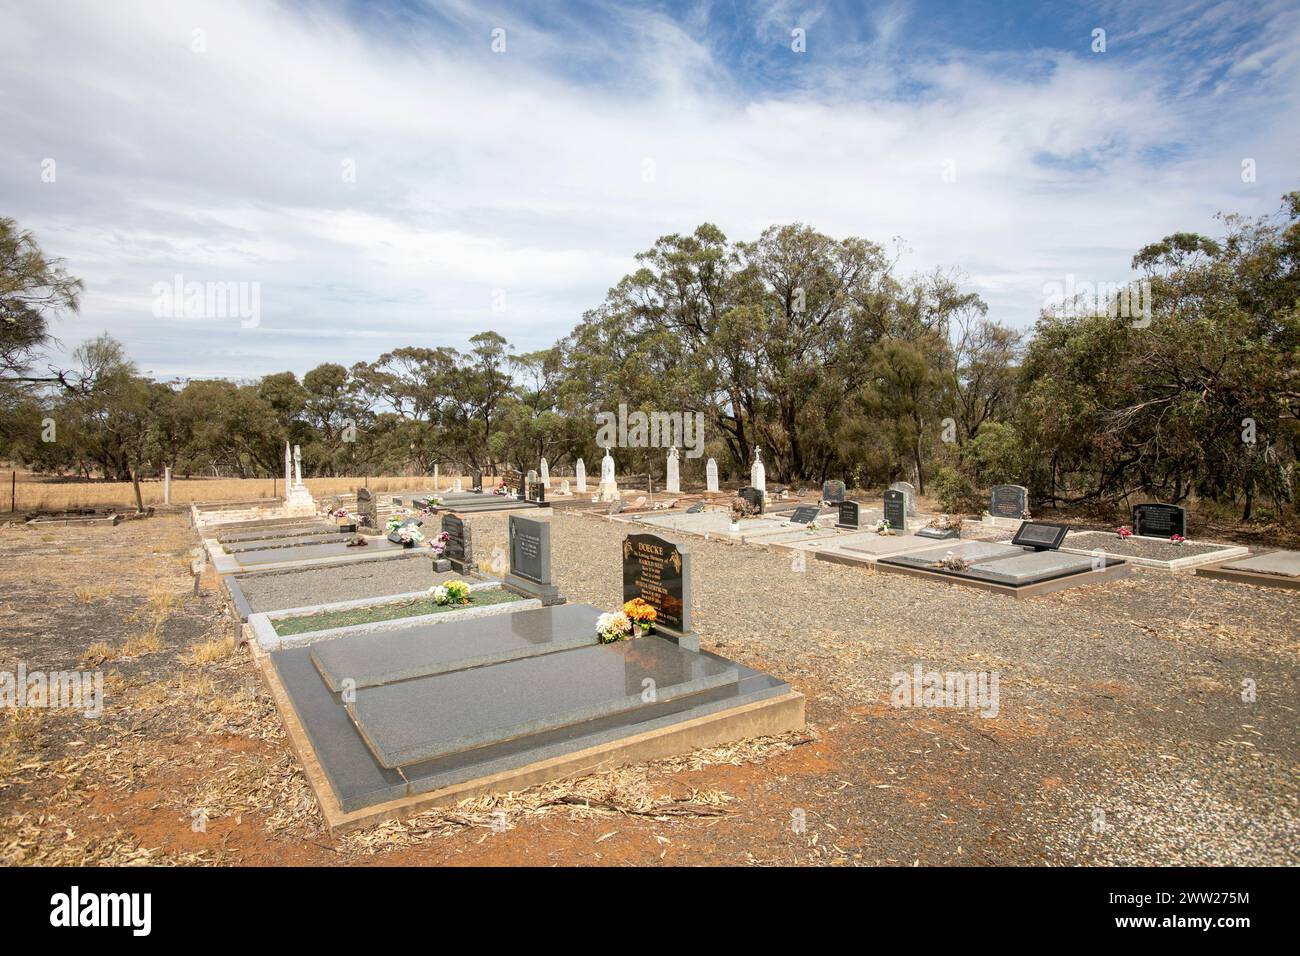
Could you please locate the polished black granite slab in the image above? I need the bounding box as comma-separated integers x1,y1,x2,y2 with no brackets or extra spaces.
311,604,603,691
273,647,408,813
347,637,739,768
271,646,787,812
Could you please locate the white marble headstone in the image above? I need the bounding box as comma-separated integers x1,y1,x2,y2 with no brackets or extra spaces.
576,458,587,493
706,457,719,493
665,446,680,494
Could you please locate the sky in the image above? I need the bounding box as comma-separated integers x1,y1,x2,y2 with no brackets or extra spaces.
2,0,1297,381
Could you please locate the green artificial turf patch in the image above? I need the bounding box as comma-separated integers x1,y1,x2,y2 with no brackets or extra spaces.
273,587,524,636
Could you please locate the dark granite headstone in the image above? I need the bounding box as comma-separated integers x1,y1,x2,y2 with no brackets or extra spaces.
822,480,846,504
1010,521,1069,551
355,487,376,529
883,489,907,531
990,484,1028,520
622,532,697,651
527,480,546,503
1132,503,1185,538
442,513,473,574
738,486,764,514
504,515,562,604
837,500,860,529
790,505,819,524
470,468,483,493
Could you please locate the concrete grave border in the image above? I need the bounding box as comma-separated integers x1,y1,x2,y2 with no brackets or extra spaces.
247,581,534,650
1053,531,1248,572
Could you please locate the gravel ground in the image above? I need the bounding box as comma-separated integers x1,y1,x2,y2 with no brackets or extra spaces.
1,512,1295,866
1064,531,1234,560
233,556,448,614
462,509,1300,865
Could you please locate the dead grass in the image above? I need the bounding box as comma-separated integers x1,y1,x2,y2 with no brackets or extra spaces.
5,473,466,512
186,637,235,665
81,642,117,666
119,632,164,658
0,708,45,778
73,584,113,603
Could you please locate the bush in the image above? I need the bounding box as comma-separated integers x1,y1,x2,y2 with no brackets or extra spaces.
931,466,982,514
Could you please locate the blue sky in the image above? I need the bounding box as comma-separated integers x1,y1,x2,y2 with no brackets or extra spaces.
2,0,1297,380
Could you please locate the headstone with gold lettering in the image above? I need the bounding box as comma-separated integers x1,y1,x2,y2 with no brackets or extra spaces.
622,532,698,651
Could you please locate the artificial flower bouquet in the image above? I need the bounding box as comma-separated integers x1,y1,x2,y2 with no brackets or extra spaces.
622,598,657,634
1116,526,1133,538
1170,533,1186,545
430,530,451,557
397,525,425,546
596,611,633,644
429,579,471,607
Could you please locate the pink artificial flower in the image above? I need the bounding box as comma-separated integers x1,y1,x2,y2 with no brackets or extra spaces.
1116,527,1132,538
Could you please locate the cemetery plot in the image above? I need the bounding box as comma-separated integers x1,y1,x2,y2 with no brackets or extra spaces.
268,586,527,641
1195,549,1300,590
261,605,801,827
310,604,604,690
223,554,458,621
210,534,412,573
216,521,337,544
221,531,353,552
877,533,1130,598
1058,530,1248,571
792,528,947,564
632,509,790,539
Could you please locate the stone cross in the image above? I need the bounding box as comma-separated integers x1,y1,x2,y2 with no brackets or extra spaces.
751,446,765,493
706,457,719,493
575,458,587,493
600,448,615,482
665,445,680,494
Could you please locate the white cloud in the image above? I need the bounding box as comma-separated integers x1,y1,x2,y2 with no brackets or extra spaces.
1,0,1297,378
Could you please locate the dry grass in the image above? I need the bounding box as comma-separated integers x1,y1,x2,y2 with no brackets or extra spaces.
186,637,236,665
119,632,164,658
73,584,113,603
0,708,45,778
81,642,117,666
4,473,467,512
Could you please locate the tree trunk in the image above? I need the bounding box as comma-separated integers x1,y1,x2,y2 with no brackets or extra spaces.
130,468,144,513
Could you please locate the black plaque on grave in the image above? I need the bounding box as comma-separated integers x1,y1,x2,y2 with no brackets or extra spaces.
790,505,819,524
527,480,546,503
1010,521,1068,551
837,500,860,529
623,533,691,637
990,484,1028,519
1132,503,1185,538
822,480,846,504
471,468,483,493
738,486,764,514
442,513,473,573
686,503,704,514
883,489,907,531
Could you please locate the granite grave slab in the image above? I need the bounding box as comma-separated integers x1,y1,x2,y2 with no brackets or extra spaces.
347,637,740,768
311,604,603,691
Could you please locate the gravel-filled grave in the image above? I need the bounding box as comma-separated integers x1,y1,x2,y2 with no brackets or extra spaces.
1063,531,1231,560
273,587,525,636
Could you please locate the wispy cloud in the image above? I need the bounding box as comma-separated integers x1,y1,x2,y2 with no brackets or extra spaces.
1,0,1296,378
